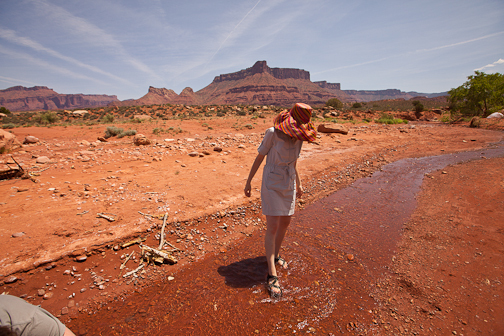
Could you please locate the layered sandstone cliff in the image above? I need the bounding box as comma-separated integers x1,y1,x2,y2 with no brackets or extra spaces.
0,86,118,112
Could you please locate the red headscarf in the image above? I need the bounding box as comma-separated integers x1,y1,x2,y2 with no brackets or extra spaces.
274,103,317,142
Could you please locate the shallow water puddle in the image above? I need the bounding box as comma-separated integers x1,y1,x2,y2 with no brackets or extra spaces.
69,143,504,335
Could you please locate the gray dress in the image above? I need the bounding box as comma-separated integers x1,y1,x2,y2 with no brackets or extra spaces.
258,127,302,216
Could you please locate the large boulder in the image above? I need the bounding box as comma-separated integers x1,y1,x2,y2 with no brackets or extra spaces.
487,112,503,119
0,129,22,152
133,134,151,146
317,123,349,135
23,135,39,144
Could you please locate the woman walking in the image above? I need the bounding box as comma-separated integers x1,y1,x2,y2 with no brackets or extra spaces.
244,103,317,298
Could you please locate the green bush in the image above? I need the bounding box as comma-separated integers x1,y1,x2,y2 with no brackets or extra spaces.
326,98,343,109
117,129,137,138
352,102,362,108
2,123,16,129
33,112,59,125
102,114,114,123
376,113,408,124
0,107,11,115
104,126,124,138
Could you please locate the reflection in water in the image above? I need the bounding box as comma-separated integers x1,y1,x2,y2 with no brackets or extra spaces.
69,144,504,335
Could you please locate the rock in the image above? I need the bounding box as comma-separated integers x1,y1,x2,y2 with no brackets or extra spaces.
201,150,211,155
168,276,175,281
36,156,51,164
61,307,69,315
43,292,53,300
11,232,25,238
68,300,75,307
0,129,23,152
188,152,199,157
4,275,18,284
23,135,39,144
213,147,223,152
487,112,503,119
133,134,151,146
37,289,46,296
346,254,355,261
469,117,480,128
75,255,87,262
81,140,90,146
97,137,108,142
317,123,348,135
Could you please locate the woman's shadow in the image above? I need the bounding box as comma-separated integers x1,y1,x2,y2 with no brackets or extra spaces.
217,256,267,288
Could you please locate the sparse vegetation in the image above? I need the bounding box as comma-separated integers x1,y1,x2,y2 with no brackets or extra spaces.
33,112,59,125
326,98,343,109
104,126,124,138
376,113,408,124
102,113,114,123
352,102,362,109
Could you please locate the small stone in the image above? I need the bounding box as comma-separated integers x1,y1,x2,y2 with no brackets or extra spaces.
347,254,355,261
168,276,175,281
36,156,51,164
11,232,25,238
75,255,87,262
98,285,105,290
68,300,75,307
188,152,199,157
213,147,223,152
80,288,86,293
4,275,18,284
37,289,46,296
43,292,53,300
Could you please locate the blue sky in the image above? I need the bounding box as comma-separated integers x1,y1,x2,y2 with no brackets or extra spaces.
0,0,503,101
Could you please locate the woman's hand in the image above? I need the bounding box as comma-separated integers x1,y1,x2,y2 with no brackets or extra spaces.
296,184,303,198
244,182,252,197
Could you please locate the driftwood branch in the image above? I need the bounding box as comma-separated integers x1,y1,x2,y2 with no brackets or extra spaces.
122,262,144,278
140,244,177,264
158,213,168,249
121,237,146,248
97,213,116,222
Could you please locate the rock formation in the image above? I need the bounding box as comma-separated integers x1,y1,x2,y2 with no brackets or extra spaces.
0,86,118,112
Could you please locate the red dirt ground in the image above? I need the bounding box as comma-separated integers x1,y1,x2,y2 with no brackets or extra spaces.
1,115,503,335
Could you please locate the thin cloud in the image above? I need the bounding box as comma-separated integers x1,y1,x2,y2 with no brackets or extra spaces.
0,46,110,86
316,31,504,75
475,58,504,71
0,27,132,85
28,0,161,80
0,75,38,87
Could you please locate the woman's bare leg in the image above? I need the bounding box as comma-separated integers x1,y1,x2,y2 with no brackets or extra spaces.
265,215,292,274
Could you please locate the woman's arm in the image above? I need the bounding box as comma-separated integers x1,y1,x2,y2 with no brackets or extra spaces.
244,153,265,197
294,160,303,198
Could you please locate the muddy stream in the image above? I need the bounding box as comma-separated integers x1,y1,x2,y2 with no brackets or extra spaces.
67,143,504,335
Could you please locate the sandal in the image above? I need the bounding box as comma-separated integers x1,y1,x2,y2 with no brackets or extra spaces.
266,274,282,299
275,256,288,269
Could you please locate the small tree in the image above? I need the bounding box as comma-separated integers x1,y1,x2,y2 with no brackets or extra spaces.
448,71,504,117
412,100,424,119
0,107,12,115
326,98,343,109
352,102,362,108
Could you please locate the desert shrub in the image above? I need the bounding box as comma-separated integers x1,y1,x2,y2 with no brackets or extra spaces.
104,126,124,138
376,113,408,124
33,112,59,125
117,129,137,138
326,98,343,109
2,123,16,129
0,107,11,115
352,102,362,108
102,114,114,123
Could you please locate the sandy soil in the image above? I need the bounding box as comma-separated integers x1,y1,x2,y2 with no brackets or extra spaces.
1,115,503,334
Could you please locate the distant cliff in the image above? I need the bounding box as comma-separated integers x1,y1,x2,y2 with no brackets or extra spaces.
212,61,310,82
0,86,118,111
